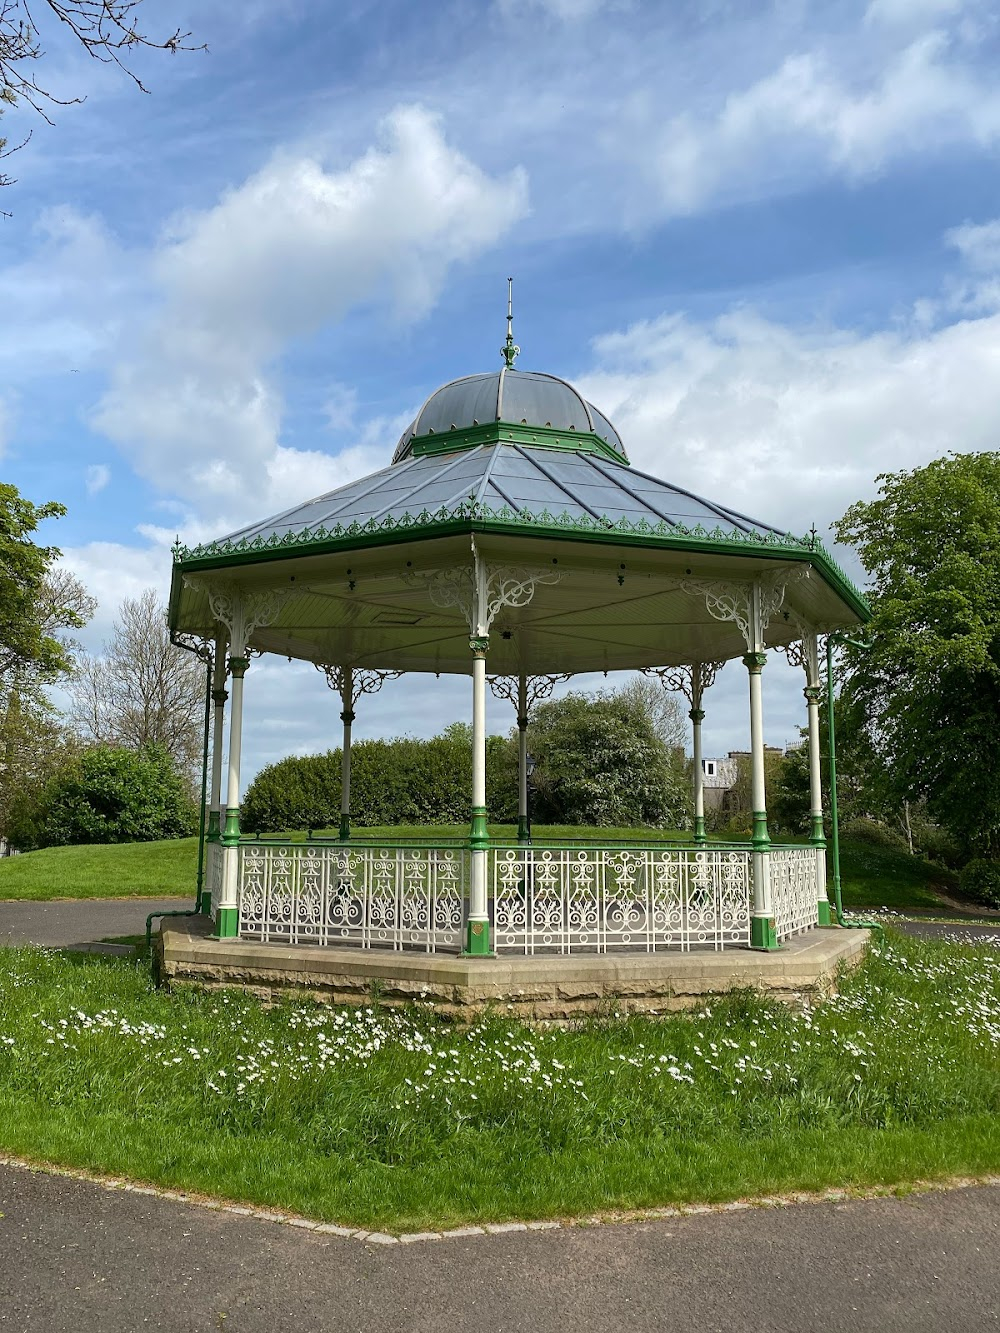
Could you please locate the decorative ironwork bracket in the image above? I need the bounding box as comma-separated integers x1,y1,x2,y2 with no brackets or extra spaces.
406,554,563,638
681,570,807,653
643,661,725,710
316,663,403,709
184,578,297,657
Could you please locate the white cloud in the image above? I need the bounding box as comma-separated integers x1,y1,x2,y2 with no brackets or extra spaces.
641,27,1000,218
85,464,111,496
94,105,528,521
496,0,621,18
946,217,1000,270
577,239,1000,543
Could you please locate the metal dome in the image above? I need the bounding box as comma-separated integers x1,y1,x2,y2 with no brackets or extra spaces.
392,368,627,464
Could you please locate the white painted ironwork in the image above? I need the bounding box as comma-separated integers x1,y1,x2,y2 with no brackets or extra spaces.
206,840,223,918
405,559,563,634
770,847,819,940
238,842,465,951
491,845,752,954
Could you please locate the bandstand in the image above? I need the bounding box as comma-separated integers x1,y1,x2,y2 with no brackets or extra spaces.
167,316,870,983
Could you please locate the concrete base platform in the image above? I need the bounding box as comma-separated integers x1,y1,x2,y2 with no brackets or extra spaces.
158,919,870,1019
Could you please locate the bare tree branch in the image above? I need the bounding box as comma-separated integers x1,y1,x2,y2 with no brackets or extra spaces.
68,588,205,776
0,0,204,188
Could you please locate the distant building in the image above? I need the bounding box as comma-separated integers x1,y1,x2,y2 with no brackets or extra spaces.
701,747,785,811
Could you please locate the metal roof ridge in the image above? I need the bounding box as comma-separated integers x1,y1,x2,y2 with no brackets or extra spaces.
616,458,787,537
364,446,490,523
579,451,679,528
510,443,610,526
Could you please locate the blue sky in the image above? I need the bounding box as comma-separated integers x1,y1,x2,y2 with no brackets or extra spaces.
3,0,1000,779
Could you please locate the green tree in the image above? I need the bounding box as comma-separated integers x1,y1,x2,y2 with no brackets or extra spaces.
0,485,89,684
528,689,687,828
0,680,79,844
834,452,1000,856
17,743,196,848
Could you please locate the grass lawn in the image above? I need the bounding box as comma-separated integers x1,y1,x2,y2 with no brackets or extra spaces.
0,931,998,1230
837,838,958,913
0,837,199,901
0,824,963,913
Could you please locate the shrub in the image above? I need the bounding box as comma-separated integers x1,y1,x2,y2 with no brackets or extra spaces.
958,858,1000,909
528,690,688,828
839,817,910,853
17,744,197,848
242,730,518,833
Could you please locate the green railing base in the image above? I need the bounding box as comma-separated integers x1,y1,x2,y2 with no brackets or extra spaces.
749,915,780,951
462,920,493,957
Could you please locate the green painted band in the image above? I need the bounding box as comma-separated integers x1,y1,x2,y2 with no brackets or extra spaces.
749,915,779,951
223,807,241,842
462,919,493,957
170,511,871,627
214,907,239,938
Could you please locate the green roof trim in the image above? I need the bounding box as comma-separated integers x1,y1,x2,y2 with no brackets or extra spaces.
408,420,625,465
171,500,871,621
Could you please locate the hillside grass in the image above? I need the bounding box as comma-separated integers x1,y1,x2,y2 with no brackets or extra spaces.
0,931,999,1230
0,824,963,912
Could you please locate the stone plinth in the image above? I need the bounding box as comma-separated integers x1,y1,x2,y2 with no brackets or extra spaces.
157,918,869,1020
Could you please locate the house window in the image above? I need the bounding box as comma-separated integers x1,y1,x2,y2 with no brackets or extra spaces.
703,761,716,776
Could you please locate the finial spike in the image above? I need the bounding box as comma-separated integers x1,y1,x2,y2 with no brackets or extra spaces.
501,276,520,368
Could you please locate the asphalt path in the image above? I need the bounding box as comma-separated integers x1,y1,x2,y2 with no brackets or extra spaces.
0,1165,997,1332
0,898,192,949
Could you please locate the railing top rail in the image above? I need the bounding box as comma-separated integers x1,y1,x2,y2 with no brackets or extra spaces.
238,837,816,853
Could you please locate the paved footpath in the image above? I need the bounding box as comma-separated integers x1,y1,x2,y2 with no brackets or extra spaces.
0,899,192,949
0,1166,998,1333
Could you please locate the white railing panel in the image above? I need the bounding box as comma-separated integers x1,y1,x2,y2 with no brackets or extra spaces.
238,843,465,953
206,840,223,920
770,847,819,940
492,846,752,954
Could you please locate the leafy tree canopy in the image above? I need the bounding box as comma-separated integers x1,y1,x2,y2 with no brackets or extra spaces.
0,483,87,684
528,689,688,828
15,743,196,848
834,452,1000,855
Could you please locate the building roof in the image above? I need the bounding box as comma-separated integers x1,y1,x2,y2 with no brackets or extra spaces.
392,368,626,464
213,439,790,553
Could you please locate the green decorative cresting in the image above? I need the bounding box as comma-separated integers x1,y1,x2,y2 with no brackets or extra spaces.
409,420,624,465
171,503,870,620
750,915,779,951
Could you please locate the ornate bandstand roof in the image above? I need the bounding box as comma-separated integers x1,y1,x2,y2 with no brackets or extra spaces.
169,308,869,675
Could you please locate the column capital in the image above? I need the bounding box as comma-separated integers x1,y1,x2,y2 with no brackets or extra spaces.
212,688,229,706
689,707,705,723
803,684,822,703
742,651,767,673
340,710,356,725
517,715,528,730
469,635,490,657
228,656,249,678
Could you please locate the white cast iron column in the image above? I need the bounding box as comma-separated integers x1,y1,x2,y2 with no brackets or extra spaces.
802,631,831,923
468,614,491,954
745,583,776,950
